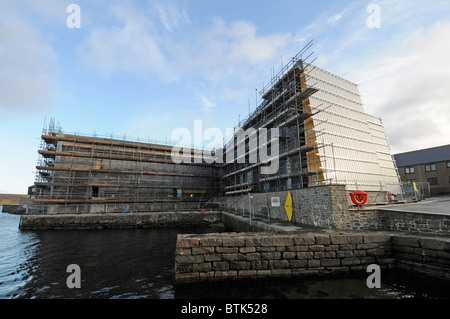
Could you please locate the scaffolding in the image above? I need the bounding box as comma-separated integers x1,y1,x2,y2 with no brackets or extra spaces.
223,40,327,195
31,119,222,214
222,40,402,199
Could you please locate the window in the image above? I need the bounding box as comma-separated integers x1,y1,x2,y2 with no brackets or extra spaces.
447,162,450,168
92,186,99,198
425,164,436,172
427,177,438,185
405,167,415,174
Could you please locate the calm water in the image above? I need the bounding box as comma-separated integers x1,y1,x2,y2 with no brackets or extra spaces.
1,211,449,299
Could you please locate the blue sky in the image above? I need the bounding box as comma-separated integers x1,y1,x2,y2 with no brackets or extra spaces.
1,0,450,194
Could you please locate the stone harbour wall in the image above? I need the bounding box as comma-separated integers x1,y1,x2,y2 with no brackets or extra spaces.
175,232,450,282
392,235,450,280
19,211,222,230
216,185,349,229
175,232,395,282
334,209,450,236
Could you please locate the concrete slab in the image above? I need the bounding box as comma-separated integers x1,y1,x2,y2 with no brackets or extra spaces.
376,196,450,215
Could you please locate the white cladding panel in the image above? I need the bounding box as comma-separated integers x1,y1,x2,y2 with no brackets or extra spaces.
305,65,401,193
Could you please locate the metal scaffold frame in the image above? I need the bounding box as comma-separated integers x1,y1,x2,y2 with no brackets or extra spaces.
222,40,328,195
31,119,222,214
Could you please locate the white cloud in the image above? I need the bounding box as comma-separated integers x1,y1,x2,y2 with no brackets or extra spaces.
156,3,190,32
200,95,215,111
77,3,172,80
0,9,59,112
349,22,450,153
77,3,292,84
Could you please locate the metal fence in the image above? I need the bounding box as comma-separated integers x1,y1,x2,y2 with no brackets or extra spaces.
203,201,271,225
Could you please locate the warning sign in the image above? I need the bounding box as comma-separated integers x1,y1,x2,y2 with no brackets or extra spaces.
285,191,293,221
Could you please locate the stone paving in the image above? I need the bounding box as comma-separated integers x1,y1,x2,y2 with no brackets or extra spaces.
376,196,450,215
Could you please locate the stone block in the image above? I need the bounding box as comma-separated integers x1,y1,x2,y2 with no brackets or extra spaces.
341,258,361,266
357,243,378,249
394,245,414,254
215,270,237,278
392,236,420,248
297,252,314,260
348,235,363,244
395,252,423,262
261,236,293,247
330,235,349,245
353,250,367,257
261,252,281,260
309,245,325,252
363,234,391,243
215,247,239,254
360,256,376,264
199,271,215,279
288,260,308,268
282,252,296,259
239,247,256,253
257,270,272,276
367,248,386,256
222,237,245,247
176,272,199,281
176,255,204,264
321,259,341,267
192,263,212,272
315,235,331,245
252,260,269,270
293,235,315,245
176,263,192,273
213,262,229,271
238,270,258,277
308,259,321,268
230,261,251,270
222,253,247,261
420,238,448,251
376,257,395,265
286,246,308,252
177,248,191,255
256,247,276,252
336,250,354,258
200,237,222,247
270,260,290,269
245,253,261,261
191,247,208,255
177,238,199,248
436,251,450,260
245,237,261,247
204,254,223,262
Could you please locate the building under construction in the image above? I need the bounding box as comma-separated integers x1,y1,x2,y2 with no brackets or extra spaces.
32,121,222,214
223,43,401,197
31,43,401,214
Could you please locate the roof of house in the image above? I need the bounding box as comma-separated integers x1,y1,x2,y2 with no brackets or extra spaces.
394,144,450,167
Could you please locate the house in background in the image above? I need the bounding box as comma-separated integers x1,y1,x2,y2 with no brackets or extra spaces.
394,145,450,196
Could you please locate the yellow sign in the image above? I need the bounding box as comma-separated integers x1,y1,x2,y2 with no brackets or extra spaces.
285,191,293,221
413,182,418,192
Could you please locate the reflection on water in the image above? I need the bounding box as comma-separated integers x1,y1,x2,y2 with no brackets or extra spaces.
1,212,449,299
